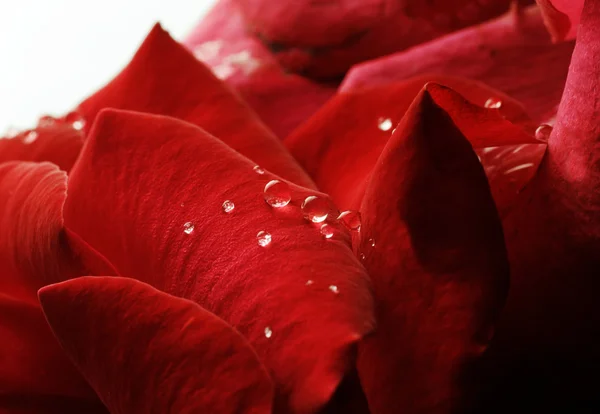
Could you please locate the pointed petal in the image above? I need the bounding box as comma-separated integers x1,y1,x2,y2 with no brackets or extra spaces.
64,109,375,413
78,24,314,188
39,277,273,414
342,6,573,123
356,87,509,414
536,0,584,40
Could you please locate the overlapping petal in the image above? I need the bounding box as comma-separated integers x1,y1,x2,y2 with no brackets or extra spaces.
536,0,584,40
39,276,273,414
64,109,375,413
356,87,509,414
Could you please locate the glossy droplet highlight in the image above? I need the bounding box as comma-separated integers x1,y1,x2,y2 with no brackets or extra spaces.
257,231,272,247
183,222,195,234
65,111,86,131
320,223,334,239
484,98,502,109
253,165,265,175
37,115,56,127
329,285,339,294
337,210,361,232
378,117,393,131
306,280,314,286
301,196,329,223
222,200,235,213
23,130,38,144
368,238,376,247
535,124,552,142
264,180,291,208
264,327,272,338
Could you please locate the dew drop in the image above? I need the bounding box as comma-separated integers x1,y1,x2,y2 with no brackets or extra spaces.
484,98,502,109
301,196,329,223
65,111,86,131
37,115,56,127
535,124,552,142
306,280,314,286
183,222,195,234
264,180,291,208
253,165,265,175
337,210,362,232
264,326,273,338
360,253,366,261
257,230,272,247
23,130,39,144
222,200,235,213
378,117,393,131
368,238,376,247
320,223,334,239
329,285,339,294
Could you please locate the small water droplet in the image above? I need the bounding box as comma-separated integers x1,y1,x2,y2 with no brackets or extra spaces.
264,180,291,208
264,326,272,338
183,222,195,234
180,203,185,207
65,111,86,131
337,210,362,232
484,98,502,109
22,130,38,144
378,117,393,131
535,124,552,142
360,253,366,261
368,238,375,247
253,165,265,175
257,230,272,247
301,196,329,223
222,200,235,213
306,280,314,286
329,285,339,294
320,223,334,239
37,115,56,127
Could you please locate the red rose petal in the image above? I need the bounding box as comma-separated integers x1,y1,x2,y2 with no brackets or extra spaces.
184,0,336,137
78,24,314,188
39,277,273,414
64,109,375,413
356,87,509,414
536,0,584,41
0,123,83,172
342,5,574,123
285,78,538,213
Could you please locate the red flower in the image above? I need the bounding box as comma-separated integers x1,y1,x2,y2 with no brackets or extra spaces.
0,0,597,413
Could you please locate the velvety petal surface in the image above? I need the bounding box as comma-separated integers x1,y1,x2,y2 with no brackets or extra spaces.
0,122,84,172
64,109,375,413
39,276,273,414
78,24,314,188
184,0,336,137
356,87,509,414
536,0,584,40
342,5,574,123
285,78,540,214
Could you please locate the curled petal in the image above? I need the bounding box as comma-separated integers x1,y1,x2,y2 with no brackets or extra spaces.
536,0,584,41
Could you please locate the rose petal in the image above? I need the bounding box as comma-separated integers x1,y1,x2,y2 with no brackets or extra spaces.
356,87,509,414
64,109,375,413
184,0,336,137
0,123,83,172
78,24,314,188
39,276,273,414
285,78,538,213
342,5,574,123
536,0,584,41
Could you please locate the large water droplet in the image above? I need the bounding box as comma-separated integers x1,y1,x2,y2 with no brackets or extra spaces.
337,210,362,232
484,98,502,109
65,111,86,131
183,222,195,234
22,130,38,144
222,200,235,213
257,231,272,247
264,326,273,338
301,196,329,223
535,124,552,142
320,223,334,239
264,180,291,208
329,285,339,294
378,117,393,131
253,165,265,175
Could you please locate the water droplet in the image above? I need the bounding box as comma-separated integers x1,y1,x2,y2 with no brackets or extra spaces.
306,280,314,286
257,231,272,247
37,115,56,127
301,196,329,223
368,238,376,247
264,326,272,338
504,163,535,174
22,130,38,144
183,222,195,234
222,200,235,213
65,111,86,131
337,210,362,232
378,117,393,131
253,165,265,175
484,98,502,109
264,180,291,208
180,203,185,207
535,124,552,142
329,285,339,294
359,253,366,261
320,223,334,239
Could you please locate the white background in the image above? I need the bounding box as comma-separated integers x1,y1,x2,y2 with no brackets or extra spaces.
0,0,217,132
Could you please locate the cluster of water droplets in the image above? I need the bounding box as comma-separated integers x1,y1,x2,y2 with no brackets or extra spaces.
1,111,86,143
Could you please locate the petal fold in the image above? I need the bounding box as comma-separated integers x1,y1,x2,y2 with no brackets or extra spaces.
536,0,584,40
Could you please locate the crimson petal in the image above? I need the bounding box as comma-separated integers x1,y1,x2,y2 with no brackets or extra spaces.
357,87,509,414
64,109,375,413
39,277,273,414
536,0,584,40
78,24,314,188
